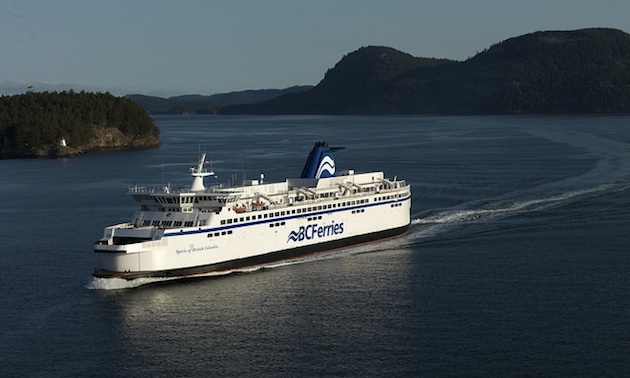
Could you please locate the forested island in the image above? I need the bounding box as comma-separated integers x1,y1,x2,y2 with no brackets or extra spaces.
0,91,160,159
219,28,630,115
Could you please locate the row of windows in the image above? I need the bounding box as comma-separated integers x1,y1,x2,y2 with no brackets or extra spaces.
307,215,322,221
155,195,237,205
351,209,365,214
269,222,286,228
160,207,195,213
391,203,403,208
155,196,196,204
143,220,195,228
375,193,407,202
207,230,233,238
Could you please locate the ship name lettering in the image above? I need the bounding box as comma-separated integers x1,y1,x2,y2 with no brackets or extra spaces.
176,244,218,254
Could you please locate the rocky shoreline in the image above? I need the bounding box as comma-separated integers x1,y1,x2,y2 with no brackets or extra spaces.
4,127,160,159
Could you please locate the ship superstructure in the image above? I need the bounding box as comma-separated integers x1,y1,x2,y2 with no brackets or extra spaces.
93,142,411,280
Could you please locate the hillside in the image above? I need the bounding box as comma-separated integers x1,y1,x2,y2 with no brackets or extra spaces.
220,28,630,114
127,86,312,114
0,91,160,158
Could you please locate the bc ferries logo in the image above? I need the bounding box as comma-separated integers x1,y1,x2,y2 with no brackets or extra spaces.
287,221,344,243
315,155,335,178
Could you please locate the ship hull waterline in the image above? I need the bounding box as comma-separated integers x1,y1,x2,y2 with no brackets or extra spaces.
93,223,410,281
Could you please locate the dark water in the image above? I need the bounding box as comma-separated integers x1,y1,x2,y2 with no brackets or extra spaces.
1,115,629,377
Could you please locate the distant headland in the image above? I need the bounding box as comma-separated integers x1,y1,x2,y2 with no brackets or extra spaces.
0,91,160,159
128,28,630,115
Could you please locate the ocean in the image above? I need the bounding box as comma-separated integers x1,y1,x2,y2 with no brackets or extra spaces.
1,115,629,377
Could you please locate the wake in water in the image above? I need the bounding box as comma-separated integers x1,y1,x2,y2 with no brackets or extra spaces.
86,270,234,290
411,182,630,242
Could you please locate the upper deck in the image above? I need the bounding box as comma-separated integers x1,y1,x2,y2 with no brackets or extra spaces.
125,142,409,216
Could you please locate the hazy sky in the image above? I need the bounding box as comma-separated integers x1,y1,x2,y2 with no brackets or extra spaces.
2,0,630,97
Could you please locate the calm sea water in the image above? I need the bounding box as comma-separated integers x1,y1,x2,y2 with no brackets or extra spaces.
1,115,629,377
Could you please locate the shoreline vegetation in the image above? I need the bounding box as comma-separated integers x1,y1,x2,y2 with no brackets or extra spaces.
0,91,160,159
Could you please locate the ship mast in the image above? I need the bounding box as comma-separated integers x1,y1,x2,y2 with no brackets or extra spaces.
190,153,215,191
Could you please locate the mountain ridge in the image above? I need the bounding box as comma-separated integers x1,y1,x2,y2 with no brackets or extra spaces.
126,86,312,114
218,28,630,115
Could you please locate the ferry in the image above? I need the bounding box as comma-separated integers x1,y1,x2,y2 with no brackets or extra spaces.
93,142,411,280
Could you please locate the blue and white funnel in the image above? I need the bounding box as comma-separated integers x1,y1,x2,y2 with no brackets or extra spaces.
300,141,345,179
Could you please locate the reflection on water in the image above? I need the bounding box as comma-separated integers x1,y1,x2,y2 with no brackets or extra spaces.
94,243,416,375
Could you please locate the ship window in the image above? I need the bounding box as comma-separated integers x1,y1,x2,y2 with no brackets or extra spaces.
258,215,262,219
227,219,233,224
246,216,251,221
281,222,285,226
185,221,193,227
222,231,226,235
214,232,219,236
297,209,302,213
221,220,226,225
207,233,212,238
281,211,285,216
239,217,244,222
228,230,232,234
264,214,268,219
270,223,274,228
274,212,279,217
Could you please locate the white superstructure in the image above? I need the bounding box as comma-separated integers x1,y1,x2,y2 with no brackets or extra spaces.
93,142,411,280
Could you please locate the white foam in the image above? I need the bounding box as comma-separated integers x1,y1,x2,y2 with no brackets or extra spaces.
418,183,619,227
86,269,236,290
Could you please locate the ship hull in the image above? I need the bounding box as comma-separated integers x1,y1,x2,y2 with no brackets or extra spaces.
93,223,410,280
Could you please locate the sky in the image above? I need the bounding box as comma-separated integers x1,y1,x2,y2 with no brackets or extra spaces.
2,0,630,97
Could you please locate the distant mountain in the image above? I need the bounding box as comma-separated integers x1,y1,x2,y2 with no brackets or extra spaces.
126,86,312,114
220,28,630,114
